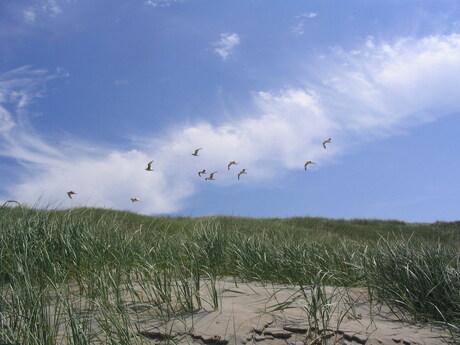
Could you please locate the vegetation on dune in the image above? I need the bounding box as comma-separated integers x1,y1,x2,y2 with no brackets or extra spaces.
0,205,459,344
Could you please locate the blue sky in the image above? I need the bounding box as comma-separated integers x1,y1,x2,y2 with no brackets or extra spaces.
1,0,460,222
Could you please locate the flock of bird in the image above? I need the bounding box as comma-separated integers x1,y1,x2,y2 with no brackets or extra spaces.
65,138,332,203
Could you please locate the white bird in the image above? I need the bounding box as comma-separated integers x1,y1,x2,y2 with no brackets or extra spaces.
228,161,239,170
145,160,154,171
237,169,247,180
323,138,332,149
205,171,217,181
198,169,207,177
192,148,202,156
67,191,77,199
304,161,316,170
131,197,141,203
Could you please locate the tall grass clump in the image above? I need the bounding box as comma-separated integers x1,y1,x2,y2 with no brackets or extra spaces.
364,237,460,324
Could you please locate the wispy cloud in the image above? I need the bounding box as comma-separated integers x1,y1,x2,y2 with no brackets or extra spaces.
299,12,318,19
23,9,38,25
212,33,240,60
291,12,318,36
291,22,305,36
22,0,69,24
0,65,67,165
2,33,460,213
315,34,460,134
144,0,183,8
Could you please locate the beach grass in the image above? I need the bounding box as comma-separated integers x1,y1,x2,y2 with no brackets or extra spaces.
0,205,459,344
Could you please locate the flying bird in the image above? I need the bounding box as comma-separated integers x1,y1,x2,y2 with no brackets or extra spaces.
205,171,217,181
304,161,316,170
228,161,239,170
131,197,141,203
67,191,77,199
237,169,247,180
323,138,332,149
192,148,202,156
198,169,207,177
145,160,154,171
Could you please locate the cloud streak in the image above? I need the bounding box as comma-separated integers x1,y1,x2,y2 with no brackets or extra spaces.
144,0,184,8
2,33,460,213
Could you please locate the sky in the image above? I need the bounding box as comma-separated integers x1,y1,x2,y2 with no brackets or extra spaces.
1,0,460,222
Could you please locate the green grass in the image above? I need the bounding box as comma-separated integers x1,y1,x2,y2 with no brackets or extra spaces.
0,205,459,344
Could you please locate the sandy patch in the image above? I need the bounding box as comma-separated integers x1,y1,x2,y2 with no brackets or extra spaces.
125,278,449,345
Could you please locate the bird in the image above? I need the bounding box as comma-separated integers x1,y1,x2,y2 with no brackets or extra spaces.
227,161,239,170
192,148,202,156
198,169,207,177
67,191,77,199
323,138,332,149
237,169,247,180
205,171,217,181
145,160,154,171
304,161,316,170
131,197,141,203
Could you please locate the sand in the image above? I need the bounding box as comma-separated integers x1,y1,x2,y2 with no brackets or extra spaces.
127,278,450,345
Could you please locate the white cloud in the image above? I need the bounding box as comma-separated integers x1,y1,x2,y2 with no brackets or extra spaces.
22,0,68,25
213,33,240,60
23,9,37,24
298,12,318,19
292,12,318,36
2,33,460,213
291,22,305,36
144,0,183,7
41,0,63,16
0,66,65,168
316,34,460,133
0,107,16,133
